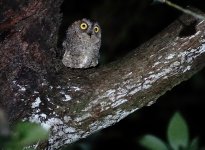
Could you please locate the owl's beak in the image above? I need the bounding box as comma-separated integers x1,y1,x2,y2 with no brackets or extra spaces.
88,31,92,37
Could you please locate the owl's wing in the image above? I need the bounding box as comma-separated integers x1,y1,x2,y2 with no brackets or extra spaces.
62,28,74,49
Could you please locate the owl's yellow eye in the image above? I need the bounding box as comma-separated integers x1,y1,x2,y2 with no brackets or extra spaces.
80,22,88,30
94,26,99,33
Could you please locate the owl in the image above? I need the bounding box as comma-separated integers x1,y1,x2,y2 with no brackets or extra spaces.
62,18,101,68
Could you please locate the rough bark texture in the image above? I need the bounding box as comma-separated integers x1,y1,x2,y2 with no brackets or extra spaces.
1,0,205,149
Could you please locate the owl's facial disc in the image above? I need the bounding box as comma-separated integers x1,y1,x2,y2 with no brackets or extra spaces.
87,30,93,37
79,21,92,37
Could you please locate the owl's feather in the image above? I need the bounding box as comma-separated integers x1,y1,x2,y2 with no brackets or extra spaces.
62,18,101,68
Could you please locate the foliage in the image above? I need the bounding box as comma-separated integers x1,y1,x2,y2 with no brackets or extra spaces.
0,122,49,150
139,112,202,150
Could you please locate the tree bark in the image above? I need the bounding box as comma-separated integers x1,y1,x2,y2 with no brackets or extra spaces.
1,0,205,149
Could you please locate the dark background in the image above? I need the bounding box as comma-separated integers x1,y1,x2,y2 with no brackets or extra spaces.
60,0,205,149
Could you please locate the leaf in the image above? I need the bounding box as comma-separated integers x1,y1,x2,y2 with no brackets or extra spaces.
167,112,189,150
188,137,199,150
14,122,49,146
139,135,168,150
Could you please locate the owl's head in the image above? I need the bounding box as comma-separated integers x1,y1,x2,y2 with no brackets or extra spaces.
72,18,101,41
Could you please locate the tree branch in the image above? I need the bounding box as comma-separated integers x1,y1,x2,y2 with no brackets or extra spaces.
1,0,205,149
155,0,205,20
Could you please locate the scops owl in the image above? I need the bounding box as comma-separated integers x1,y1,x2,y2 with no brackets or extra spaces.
62,18,101,68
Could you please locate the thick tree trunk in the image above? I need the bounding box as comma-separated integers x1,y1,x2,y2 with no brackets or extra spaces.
1,0,205,149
